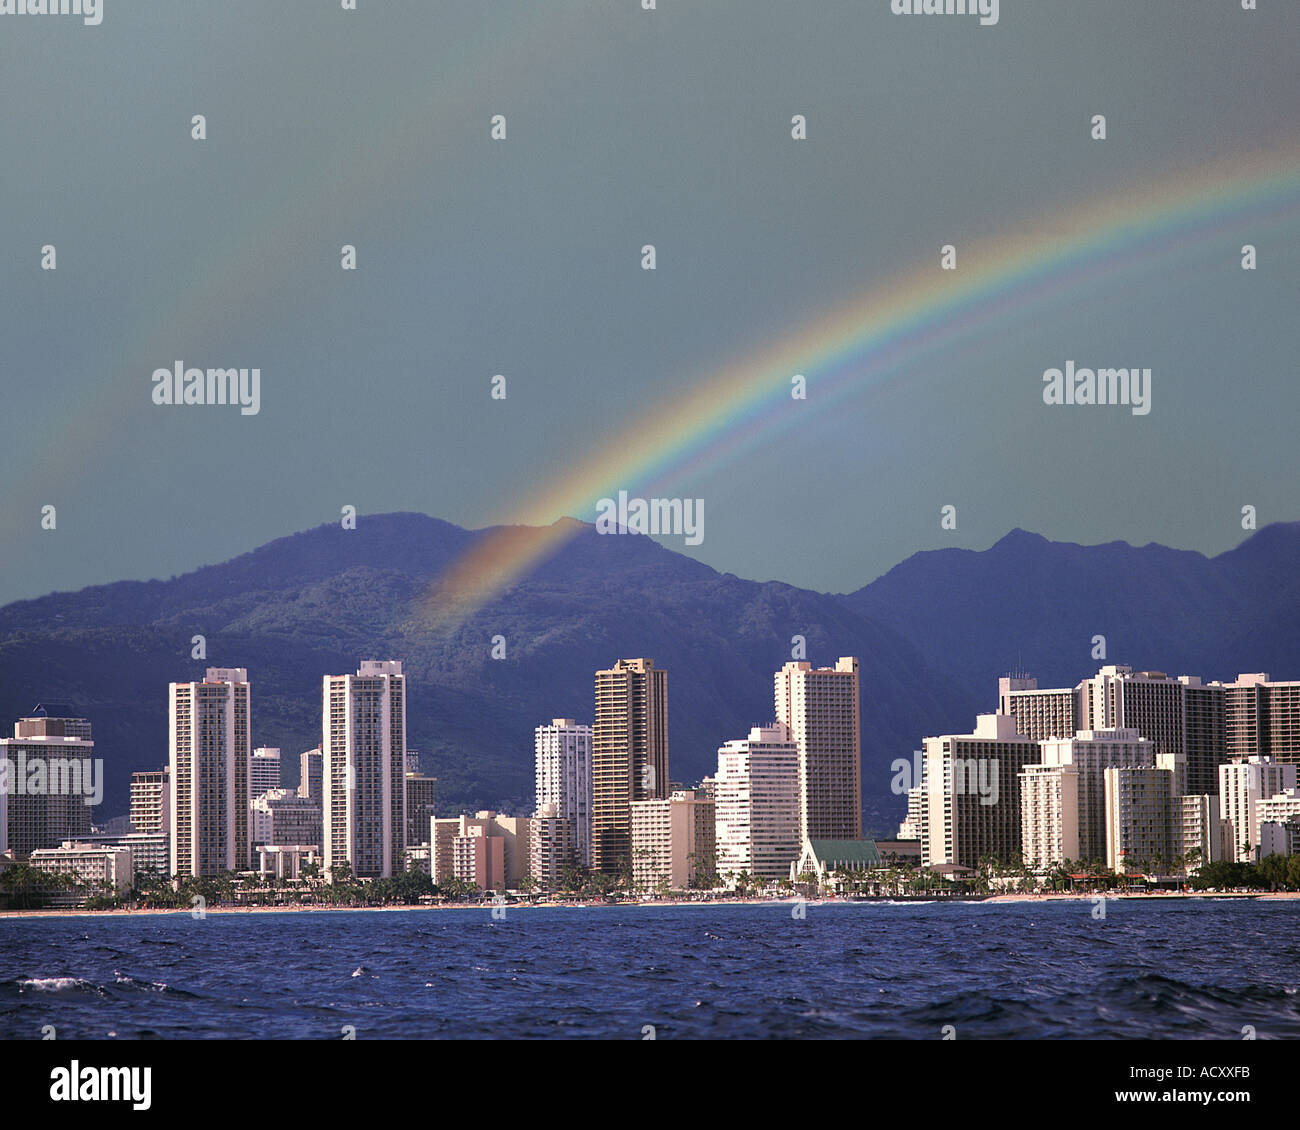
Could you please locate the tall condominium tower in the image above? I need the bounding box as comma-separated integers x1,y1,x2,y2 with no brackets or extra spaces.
1,707,96,856
322,660,407,879
775,657,861,841
592,658,668,874
534,718,593,868
170,668,252,877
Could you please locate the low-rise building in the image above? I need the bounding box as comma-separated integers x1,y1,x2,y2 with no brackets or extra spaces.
790,838,881,886
29,841,134,892
631,789,715,891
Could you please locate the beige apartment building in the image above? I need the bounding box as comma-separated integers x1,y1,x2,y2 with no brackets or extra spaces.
630,789,714,891
775,657,861,842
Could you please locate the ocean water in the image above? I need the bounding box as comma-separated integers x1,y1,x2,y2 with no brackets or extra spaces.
2,900,1298,1039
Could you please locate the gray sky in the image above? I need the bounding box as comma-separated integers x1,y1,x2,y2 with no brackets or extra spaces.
2,0,1297,606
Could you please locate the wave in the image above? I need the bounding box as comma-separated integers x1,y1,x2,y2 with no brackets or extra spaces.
16,976,104,995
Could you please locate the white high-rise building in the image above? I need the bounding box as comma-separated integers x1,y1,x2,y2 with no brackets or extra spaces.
1034,729,1155,862
1018,763,1080,867
169,668,251,877
1219,757,1297,863
250,747,282,799
322,661,407,879
775,657,861,842
534,718,593,868
714,723,801,881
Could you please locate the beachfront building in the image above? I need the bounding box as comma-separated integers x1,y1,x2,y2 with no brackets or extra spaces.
1219,757,1297,862
1103,766,1176,875
534,718,593,868
1033,729,1155,861
530,803,577,890
1,707,96,857
1018,763,1079,868
432,812,532,887
1177,793,1225,874
922,713,1041,869
322,661,407,880
170,668,252,878
29,841,135,893
452,824,505,892
775,658,861,842
592,659,669,875
790,838,882,888
630,789,715,892
714,724,800,882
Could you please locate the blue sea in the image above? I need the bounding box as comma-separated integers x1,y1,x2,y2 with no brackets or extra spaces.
2,900,1298,1039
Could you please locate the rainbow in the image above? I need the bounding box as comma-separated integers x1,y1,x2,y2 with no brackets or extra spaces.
424,142,1300,627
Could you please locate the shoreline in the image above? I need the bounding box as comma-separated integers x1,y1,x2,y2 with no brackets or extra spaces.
3,889,1298,920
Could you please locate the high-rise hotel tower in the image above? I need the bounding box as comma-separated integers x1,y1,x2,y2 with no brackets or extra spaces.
169,668,251,877
592,658,668,874
534,718,593,868
322,660,407,879
775,657,862,841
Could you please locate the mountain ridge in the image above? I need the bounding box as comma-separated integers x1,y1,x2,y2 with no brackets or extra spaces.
2,515,1296,834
